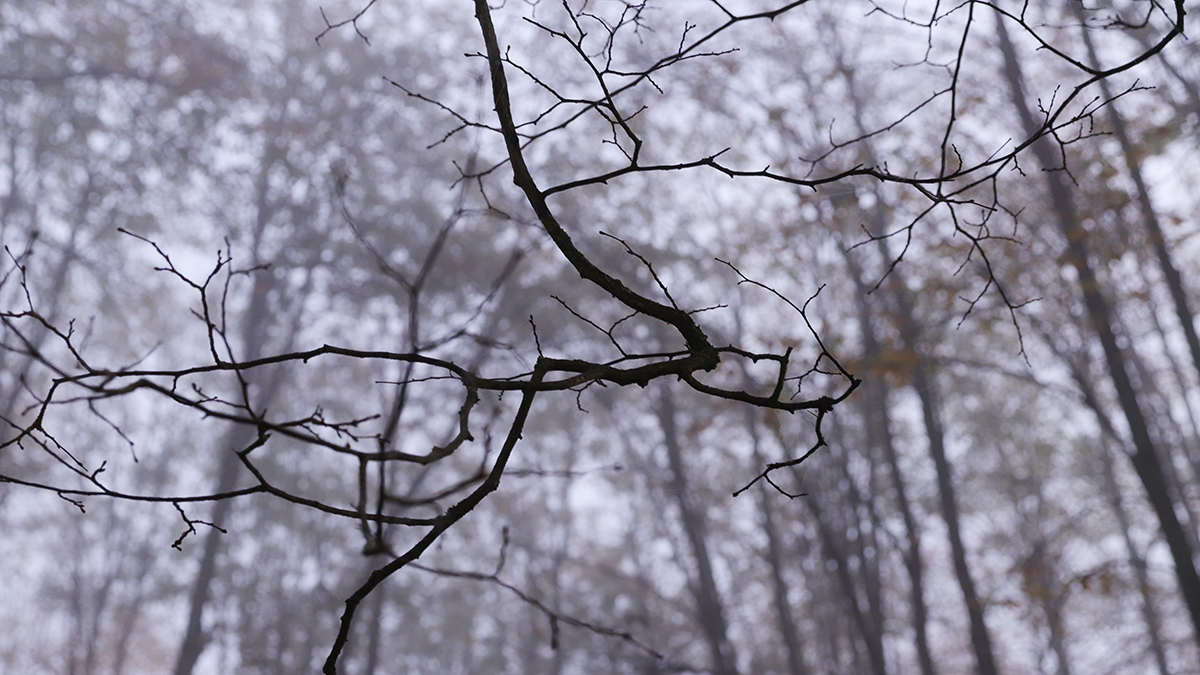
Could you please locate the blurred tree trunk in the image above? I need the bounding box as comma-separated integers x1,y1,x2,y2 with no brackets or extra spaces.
831,45,941,675
1099,434,1171,675
746,411,812,675
757,374,886,675
878,234,999,675
1073,5,1200,390
845,244,940,675
67,520,114,675
1118,319,1200,542
992,439,1073,675
106,459,174,675
905,339,998,675
994,11,1200,643
0,171,86,434
171,397,261,675
359,577,387,675
1032,533,1072,675
827,418,890,675
804,490,888,675
1048,331,1171,675
657,387,740,675
1146,296,1200,476
173,139,286,675
1131,261,1200,482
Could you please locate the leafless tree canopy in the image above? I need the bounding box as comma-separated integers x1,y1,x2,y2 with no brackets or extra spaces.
1,1,1198,674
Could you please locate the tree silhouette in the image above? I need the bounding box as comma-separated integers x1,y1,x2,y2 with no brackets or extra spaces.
0,1,1190,672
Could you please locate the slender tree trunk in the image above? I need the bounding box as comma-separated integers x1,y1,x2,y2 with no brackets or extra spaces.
757,486,812,675
171,424,256,675
994,10,1200,642
906,339,999,675
878,232,998,674
1097,438,1172,675
831,38,942,672
0,177,88,435
805,492,888,675
1048,332,1172,675
845,245,940,675
658,386,740,675
547,470,573,675
173,272,278,675
1073,5,1200,389
68,524,115,675
1119,327,1200,543
825,36,992,670
848,181,997,673
825,420,890,675
1134,262,1200,482
747,412,812,675
834,428,889,667
1032,530,1072,675
109,541,156,675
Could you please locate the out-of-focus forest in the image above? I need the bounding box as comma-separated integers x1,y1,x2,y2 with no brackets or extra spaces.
2,0,1199,673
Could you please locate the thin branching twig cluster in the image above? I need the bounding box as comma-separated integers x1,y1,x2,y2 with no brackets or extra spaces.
0,1,1185,672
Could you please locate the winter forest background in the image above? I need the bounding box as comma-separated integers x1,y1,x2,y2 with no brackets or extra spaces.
2,1,1200,674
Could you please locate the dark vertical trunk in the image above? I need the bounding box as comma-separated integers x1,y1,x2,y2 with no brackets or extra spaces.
547,446,575,675
879,229,998,674
825,420,890,675
994,10,1200,641
173,270,277,675
841,166,990,673
832,41,940,672
835,434,888,670
1097,438,1172,675
1132,267,1200,482
845,246,940,675
805,493,888,675
869,388,939,675
658,387,740,675
757,487,813,675
170,112,307,675
1119,327,1200,545
906,343,999,675
1052,337,1171,675
171,424,256,675
1073,5,1200,389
